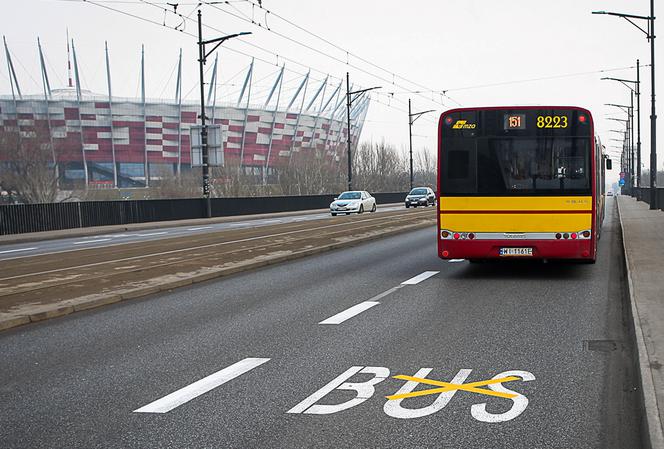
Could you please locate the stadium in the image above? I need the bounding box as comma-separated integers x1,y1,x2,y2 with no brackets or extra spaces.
0,39,370,190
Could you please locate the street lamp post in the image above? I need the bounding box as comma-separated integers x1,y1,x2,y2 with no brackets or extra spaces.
197,9,251,217
593,2,657,208
408,99,434,190
606,103,634,185
346,72,380,191
603,72,641,187
608,117,631,188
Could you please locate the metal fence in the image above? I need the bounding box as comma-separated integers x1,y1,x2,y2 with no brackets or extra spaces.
631,187,664,210
0,192,409,236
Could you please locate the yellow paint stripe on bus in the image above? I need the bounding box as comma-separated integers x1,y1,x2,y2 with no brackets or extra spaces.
440,213,592,232
439,196,592,211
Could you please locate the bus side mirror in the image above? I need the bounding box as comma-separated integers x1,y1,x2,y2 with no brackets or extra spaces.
606,159,612,170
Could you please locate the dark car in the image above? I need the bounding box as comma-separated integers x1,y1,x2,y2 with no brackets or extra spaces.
405,187,436,208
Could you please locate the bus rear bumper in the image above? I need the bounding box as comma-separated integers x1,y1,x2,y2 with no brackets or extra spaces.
438,239,594,261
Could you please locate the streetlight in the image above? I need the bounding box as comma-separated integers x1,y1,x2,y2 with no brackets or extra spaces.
603,74,640,186
608,117,631,188
607,100,635,186
198,9,251,217
408,99,435,190
346,72,380,191
593,2,656,208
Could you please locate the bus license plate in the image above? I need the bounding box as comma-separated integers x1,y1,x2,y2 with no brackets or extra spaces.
499,247,533,257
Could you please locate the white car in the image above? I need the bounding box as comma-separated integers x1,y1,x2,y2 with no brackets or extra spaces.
330,191,377,216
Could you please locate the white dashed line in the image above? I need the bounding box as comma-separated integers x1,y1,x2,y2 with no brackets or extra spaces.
133,358,270,414
73,239,112,245
401,271,440,285
319,301,380,325
0,247,37,254
135,232,168,237
448,259,465,263
187,226,214,231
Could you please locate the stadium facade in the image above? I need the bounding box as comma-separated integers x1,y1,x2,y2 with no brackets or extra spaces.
0,39,370,189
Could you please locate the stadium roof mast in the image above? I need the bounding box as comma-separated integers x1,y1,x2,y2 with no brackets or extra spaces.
66,29,73,88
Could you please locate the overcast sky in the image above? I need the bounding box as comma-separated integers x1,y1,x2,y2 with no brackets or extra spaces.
2,0,662,185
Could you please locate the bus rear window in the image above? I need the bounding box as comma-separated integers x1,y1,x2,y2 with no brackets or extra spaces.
441,137,590,196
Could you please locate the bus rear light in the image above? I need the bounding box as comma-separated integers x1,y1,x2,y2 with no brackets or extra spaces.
441,230,450,238
453,233,460,240
571,233,578,240
468,233,475,240
579,114,587,123
563,233,569,239
582,231,591,238
555,233,562,239
442,250,449,257
582,250,590,257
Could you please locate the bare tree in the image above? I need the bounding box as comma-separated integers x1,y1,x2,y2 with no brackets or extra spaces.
352,141,408,192
0,123,59,203
414,147,437,189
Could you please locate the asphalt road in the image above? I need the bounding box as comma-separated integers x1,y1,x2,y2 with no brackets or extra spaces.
0,198,642,448
0,205,406,261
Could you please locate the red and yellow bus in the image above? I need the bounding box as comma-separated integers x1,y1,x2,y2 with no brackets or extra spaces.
437,106,610,263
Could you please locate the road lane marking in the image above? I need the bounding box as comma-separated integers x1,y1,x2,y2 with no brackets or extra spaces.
448,259,465,263
386,375,519,400
133,357,270,414
73,239,111,245
135,232,168,237
0,247,37,254
187,226,213,231
0,212,432,279
319,301,380,325
401,271,439,285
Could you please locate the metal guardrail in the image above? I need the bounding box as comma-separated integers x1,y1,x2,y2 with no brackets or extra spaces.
629,187,664,210
0,192,410,236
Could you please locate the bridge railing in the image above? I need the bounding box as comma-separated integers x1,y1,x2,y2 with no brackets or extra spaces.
0,192,409,236
631,187,664,210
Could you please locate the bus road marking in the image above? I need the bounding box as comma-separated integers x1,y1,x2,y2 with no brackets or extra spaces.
133,357,270,414
386,375,519,400
319,301,380,325
401,271,439,285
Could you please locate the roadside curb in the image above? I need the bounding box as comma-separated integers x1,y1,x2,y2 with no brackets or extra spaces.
0,218,435,333
617,198,664,449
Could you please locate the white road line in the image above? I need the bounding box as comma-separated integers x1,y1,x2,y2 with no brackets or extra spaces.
401,271,440,285
319,301,380,325
135,232,168,237
133,357,270,414
449,259,465,263
73,238,111,245
0,247,37,255
187,226,214,231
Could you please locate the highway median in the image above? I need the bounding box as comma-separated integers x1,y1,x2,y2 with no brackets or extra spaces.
0,208,436,332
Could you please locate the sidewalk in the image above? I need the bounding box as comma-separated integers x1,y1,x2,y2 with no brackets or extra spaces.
617,195,664,449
